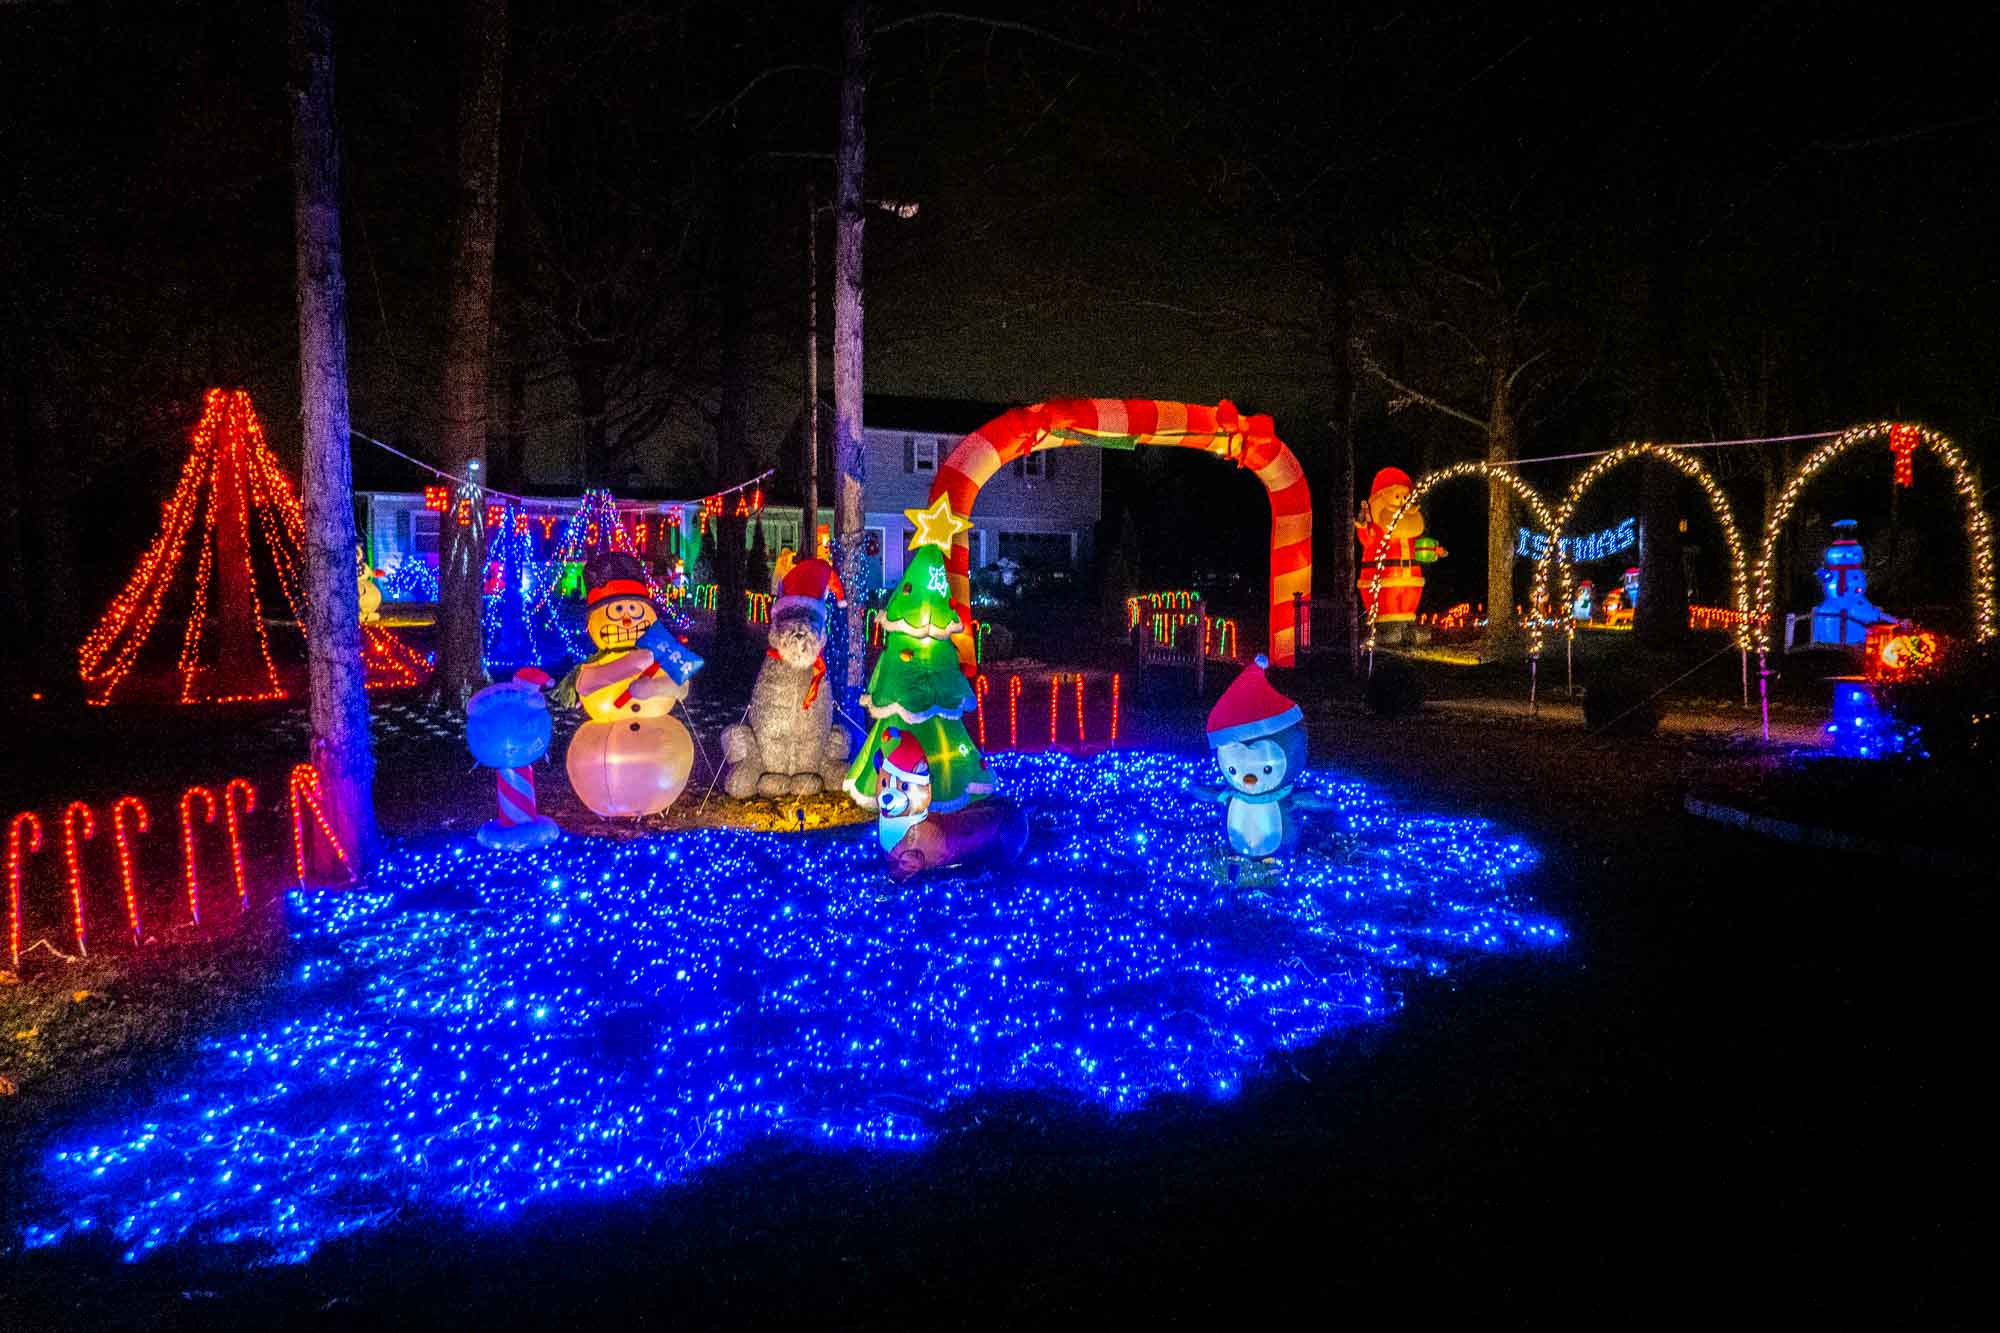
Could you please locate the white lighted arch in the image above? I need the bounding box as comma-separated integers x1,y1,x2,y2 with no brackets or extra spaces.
1364,462,1570,653
1752,422,1996,651
1527,443,1751,656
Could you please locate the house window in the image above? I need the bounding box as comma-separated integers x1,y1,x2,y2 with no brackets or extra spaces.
904,435,936,473
411,510,440,556
997,530,1074,568
1013,450,1046,480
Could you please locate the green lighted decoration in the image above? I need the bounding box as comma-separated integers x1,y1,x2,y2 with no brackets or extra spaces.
844,507,994,812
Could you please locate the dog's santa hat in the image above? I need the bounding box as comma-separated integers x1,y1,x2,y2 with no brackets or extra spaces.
875,727,931,785
772,556,847,625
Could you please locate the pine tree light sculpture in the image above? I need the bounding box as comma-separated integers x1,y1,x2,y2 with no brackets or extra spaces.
843,499,995,811
78,389,428,705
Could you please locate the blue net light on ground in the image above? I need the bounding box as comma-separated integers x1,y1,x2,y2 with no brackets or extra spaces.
21,750,1561,1265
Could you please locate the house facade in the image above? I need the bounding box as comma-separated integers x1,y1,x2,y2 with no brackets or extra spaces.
860,396,1101,587
357,396,1101,595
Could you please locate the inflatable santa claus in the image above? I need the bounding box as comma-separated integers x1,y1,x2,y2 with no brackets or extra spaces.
1356,467,1444,645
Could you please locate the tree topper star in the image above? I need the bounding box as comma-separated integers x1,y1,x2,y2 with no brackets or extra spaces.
904,496,972,551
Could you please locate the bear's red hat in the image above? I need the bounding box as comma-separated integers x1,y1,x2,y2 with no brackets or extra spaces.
773,556,846,624
877,727,931,784
1206,655,1303,748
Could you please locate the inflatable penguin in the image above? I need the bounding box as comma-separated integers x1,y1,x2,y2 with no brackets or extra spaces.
1205,655,1309,858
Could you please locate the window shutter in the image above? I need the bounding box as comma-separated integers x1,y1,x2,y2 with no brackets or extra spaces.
1043,452,1056,480
903,436,915,472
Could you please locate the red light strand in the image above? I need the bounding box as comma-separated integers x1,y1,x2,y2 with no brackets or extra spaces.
223,779,257,913
110,796,149,946
973,674,989,749
289,764,354,884
180,786,217,927
1008,675,1022,750
60,801,95,957
7,812,43,970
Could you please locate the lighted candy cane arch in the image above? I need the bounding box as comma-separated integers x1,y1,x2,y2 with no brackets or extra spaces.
1528,444,1752,713
1753,422,1995,649
1748,421,1996,737
930,400,1311,667
1364,462,1572,659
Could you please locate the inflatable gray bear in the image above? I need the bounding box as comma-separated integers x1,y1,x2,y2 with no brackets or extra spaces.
720,557,851,797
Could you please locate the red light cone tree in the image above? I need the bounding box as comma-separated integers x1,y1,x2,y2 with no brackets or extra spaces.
75,389,428,707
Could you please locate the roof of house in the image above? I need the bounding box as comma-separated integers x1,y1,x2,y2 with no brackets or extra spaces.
861,394,1012,436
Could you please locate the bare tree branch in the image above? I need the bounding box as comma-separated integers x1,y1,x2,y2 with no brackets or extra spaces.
1354,339,1488,432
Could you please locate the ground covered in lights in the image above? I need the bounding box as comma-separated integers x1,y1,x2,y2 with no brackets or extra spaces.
21,750,1561,1266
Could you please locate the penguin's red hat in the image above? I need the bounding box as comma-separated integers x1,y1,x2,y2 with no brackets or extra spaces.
773,556,846,625
1205,655,1303,748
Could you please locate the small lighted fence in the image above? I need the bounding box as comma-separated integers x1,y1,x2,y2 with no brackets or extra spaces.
1125,591,1241,661
6,766,351,968
673,585,778,625
971,670,1122,752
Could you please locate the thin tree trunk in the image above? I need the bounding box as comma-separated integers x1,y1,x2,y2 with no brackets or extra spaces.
500,350,527,490
24,406,76,696
1322,218,1358,675
1482,358,1522,659
433,0,509,704
574,350,610,486
714,100,750,653
834,0,868,694
1636,156,1689,648
289,0,381,878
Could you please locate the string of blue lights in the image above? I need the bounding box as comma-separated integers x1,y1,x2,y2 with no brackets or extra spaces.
22,750,1560,1265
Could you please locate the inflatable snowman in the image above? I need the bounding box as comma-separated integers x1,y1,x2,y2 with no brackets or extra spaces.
356,544,384,624
554,552,704,818
1205,655,1309,858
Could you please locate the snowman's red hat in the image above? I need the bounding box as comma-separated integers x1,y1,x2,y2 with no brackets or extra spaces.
1206,654,1303,748
773,556,846,625
876,727,931,784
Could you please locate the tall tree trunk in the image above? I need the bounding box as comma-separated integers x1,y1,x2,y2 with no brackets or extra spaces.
713,100,750,654
0,339,31,678
500,349,527,490
433,0,509,704
289,0,381,877
1635,156,1689,648
1322,216,1358,675
833,0,868,694
573,349,610,486
1482,356,1522,659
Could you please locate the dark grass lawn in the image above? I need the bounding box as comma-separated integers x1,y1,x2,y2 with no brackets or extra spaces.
3,671,1990,1327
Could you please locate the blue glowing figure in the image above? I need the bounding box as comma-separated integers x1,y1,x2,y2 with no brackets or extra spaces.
1825,679,1925,759
1572,579,1595,623
466,670,562,850
21,751,1559,1265
1811,520,1895,647
1205,656,1319,858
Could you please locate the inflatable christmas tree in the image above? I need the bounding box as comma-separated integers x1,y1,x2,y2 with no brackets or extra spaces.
844,499,994,811
78,388,428,705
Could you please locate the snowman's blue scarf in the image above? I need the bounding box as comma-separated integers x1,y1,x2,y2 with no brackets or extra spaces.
1215,783,1293,805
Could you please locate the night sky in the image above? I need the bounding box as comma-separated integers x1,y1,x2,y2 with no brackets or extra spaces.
5,0,1997,619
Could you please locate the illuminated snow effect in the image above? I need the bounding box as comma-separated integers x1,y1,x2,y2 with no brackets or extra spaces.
23,750,1560,1264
